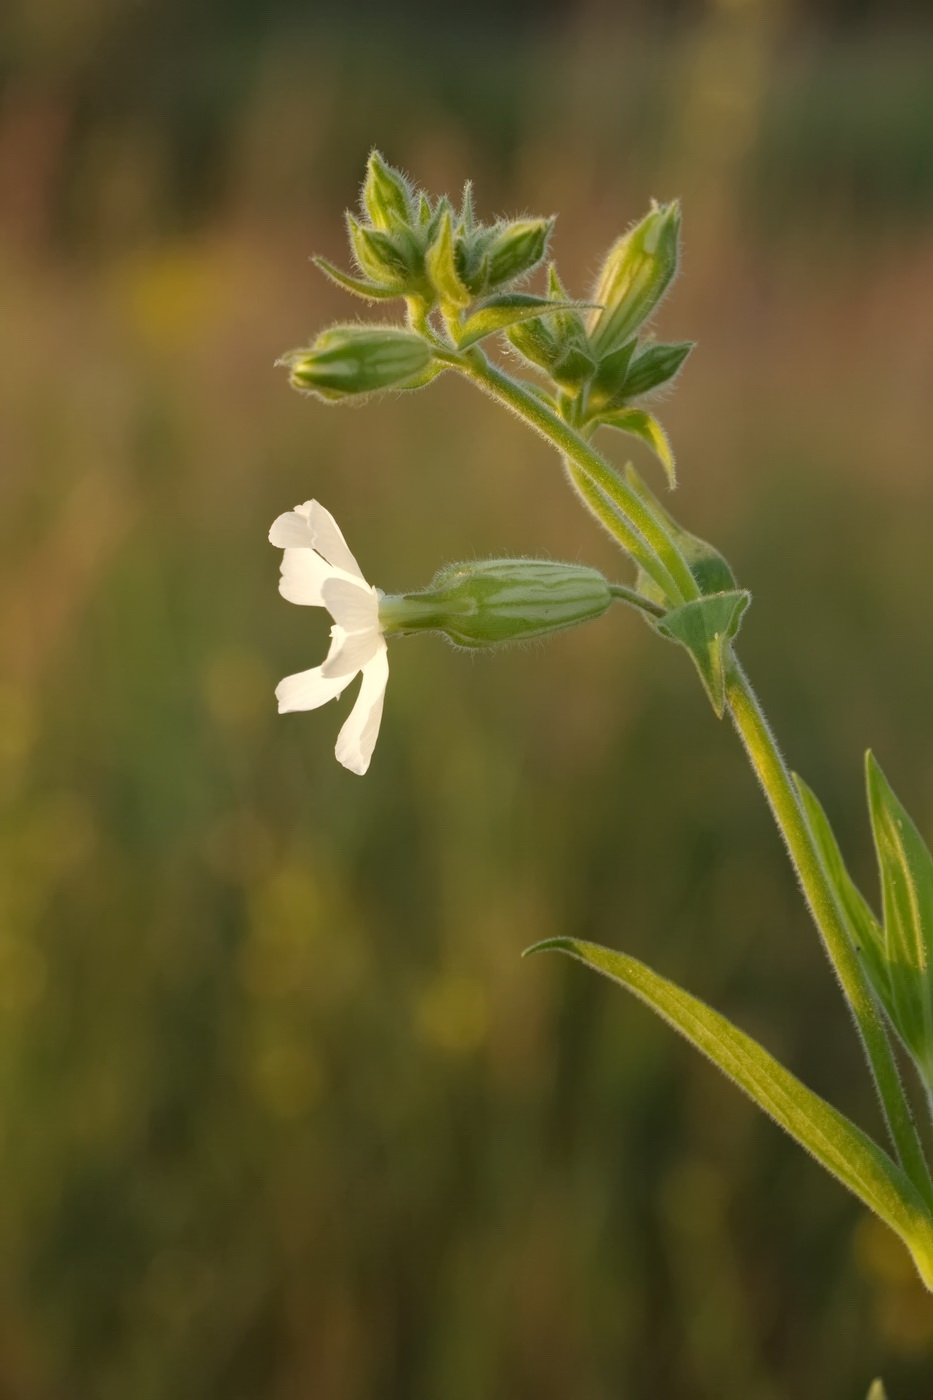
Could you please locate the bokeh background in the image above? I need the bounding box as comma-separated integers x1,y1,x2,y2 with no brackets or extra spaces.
2,0,933,1395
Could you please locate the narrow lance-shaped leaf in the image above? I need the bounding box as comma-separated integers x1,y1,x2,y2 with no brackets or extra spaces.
793,774,892,1024
527,937,933,1284
866,752,933,1073
313,256,401,301
656,590,750,717
457,295,596,351
597,408,676,488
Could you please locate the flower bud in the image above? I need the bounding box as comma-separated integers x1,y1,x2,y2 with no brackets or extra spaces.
379,559,612,649
347,215,412,288
362,151,413,231
485,219,553,289
589,201,681,355
280,326,434,400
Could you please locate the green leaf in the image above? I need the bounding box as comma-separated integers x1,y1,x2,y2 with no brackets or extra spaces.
457,295,593,350
866,752,933,1070
313,257,401,302
656,590,750,718
526,937,933,1270
793,774,891,1015
623,340,694,398
597,408,676,487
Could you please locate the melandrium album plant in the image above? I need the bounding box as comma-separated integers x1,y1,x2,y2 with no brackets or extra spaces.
272,152,933,1299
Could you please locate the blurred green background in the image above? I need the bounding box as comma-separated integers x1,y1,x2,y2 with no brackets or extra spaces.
1,0,933,1395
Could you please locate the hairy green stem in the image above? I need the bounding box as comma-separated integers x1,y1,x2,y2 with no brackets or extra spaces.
609,581,666,618
458,352,699,607
725,654,933,1207
447,337,933,1227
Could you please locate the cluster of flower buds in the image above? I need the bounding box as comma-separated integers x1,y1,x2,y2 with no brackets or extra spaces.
327,151,553,308
279,152,596,401
507,203,693,484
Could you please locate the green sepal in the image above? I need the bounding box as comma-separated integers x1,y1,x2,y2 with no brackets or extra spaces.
423,194,453,250
526,937,933,1284
656,590,750,717
279,324,434,401
792,774,890,1011
458,295,593,351
551,347,596,392
380,558,611,648
506,315,560,371
597,408,676,487
459,180,476,231
425,207,472,311
552,345,597,391
624,464,738,605
362,151,413,231
866,752,933,1074
312,256,401,302
455,225,497,297
623,341,694,398
547,264,589,349
587,339,637,411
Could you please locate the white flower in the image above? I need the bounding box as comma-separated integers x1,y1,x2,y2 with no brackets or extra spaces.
269,500,388,776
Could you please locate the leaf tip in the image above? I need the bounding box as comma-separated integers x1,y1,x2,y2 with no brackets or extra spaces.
522,937,576,960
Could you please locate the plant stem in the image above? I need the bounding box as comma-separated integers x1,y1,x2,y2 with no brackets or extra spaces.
724,653,933,1207
452,340,933,1221
609,582,666,618
458,352,699,607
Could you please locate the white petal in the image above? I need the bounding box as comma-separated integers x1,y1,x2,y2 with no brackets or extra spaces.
306,501,364,578
269,510,315,549
275,665,349,713
278,547,336,606
334,642,389,775
321,577,380,631
321,626,380,679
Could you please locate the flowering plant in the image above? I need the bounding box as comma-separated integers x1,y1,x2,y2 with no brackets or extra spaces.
272,152,933,1316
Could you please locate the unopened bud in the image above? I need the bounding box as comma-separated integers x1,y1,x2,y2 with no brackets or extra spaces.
379,559,612,648
280,326,433,400
347,216,412,288
589,202,681,354
485,218,553,289
362,151,413,231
